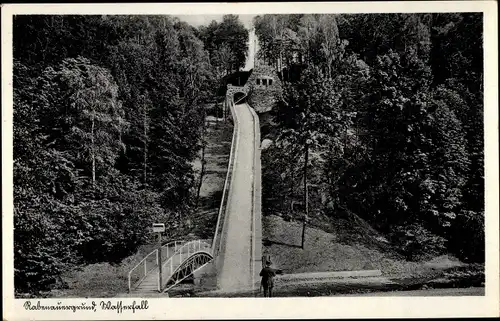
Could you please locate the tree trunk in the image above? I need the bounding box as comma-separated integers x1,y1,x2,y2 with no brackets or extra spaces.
301,143,309,249
143,103,148,185
91,110,96,185
280,53,284,80
344,125,348,156
289,165,295,212
196,139,206,208
118,112,123,151
196,111,207,208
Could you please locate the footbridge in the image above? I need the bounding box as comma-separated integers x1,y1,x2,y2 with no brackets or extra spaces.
128,88,262,294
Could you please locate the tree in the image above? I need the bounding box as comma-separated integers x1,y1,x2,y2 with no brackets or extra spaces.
13,15,220,294
297,14,321,65
199,15,249,73
260,13,484,262
317,15,340,78
430,13,484,213
340,50,470,258
212,43,235,78
37,57,125,184
277,66,353,248
254,14,303,75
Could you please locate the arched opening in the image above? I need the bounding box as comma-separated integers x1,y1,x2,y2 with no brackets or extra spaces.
233,92,247,104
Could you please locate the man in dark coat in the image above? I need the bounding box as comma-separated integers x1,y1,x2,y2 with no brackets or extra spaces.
259,260,282,297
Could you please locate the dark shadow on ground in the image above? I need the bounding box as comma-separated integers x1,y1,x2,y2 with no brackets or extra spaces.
262,238,302,248
167,273,486,298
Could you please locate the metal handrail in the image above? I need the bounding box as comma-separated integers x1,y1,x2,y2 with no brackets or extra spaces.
234,93,247,105
162,239,212,272
248,104,262,291
163,254,213,293
127,248,158,292
160,239,212,291
127,240,187,292
160,240,186,264
128,95,238,293
211,96,239,257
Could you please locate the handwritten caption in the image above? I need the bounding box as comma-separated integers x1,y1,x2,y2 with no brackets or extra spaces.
24,300,149,314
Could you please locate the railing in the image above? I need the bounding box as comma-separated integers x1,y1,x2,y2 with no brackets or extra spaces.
234,93,247,105
160,240,186,266
211,96,239,259
127,248,159,292
128,94,242,293
160,239,212,290
248,105,262,290
128,240,186,292
128,92,256,293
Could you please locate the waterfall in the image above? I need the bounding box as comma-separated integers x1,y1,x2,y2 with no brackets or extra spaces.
243,28,259,71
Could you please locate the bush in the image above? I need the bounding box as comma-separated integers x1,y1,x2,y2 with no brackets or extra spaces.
391,223,447,261
447,210,484,263
206,103,223,118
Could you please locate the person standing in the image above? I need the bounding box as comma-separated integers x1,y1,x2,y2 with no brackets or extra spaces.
259,260,282,297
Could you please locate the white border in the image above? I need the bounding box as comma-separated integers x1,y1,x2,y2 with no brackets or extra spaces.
2,2,499,319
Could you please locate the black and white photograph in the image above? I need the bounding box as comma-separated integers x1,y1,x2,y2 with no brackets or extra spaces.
2,1,498,320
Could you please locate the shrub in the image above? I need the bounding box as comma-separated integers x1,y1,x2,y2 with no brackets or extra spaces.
447,210,484,263
391,223,447,261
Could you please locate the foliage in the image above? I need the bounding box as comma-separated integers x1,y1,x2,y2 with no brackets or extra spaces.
256,13,484,262
447,210,484,263
198,15,249,75
391,224,447,261
262,137,303,212
13,15,247,294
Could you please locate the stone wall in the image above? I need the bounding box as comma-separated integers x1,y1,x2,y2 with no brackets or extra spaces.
226,84,250,96
247,64,282,114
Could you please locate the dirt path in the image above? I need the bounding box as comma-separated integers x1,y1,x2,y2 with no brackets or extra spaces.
218,103,255,290
337,287,485,296
178,275,484,298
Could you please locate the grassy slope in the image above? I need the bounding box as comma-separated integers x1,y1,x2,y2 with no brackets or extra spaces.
170,213,483,298
49,118,233,298
258,116,483,296
259,212,484,296
263,213,430,277
189,118,233,239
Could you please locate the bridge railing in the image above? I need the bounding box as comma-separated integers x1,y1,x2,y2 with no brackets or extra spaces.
160,239,212,290
234,93,247,105
211,96,239,259
160,240,186,266
128,240,186,292
249,106,263,289
127,248,159,292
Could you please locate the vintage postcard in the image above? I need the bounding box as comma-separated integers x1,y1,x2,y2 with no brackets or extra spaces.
2,1,499,320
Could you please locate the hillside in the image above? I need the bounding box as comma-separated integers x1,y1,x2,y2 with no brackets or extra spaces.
190,117,234,239
42,117,234,298
165,188,483,298
263,213,438,276
167,211,483,298
255,212,484,297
